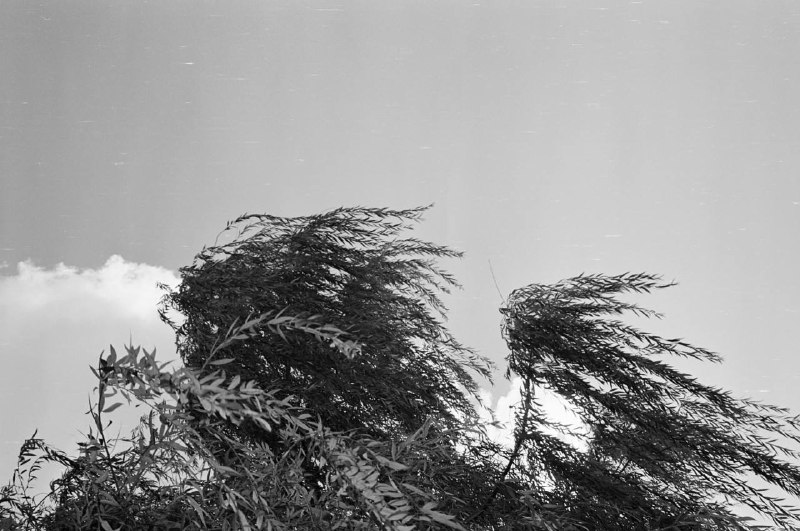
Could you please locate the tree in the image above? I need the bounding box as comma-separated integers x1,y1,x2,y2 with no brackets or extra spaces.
3,206,800,530
499,273,800,529
159,206,493,442
157,206,510,526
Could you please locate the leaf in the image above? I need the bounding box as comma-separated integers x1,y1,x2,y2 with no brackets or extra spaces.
106,346,117,365
102,402,124,414
210,358,235,365
427,511,467,530
375,455,408,471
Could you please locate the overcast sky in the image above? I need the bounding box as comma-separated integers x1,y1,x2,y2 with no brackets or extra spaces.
2,1,800,494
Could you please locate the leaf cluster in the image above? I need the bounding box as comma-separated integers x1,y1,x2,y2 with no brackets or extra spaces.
0,316,489,530
160,206,491,444
501,273,800,529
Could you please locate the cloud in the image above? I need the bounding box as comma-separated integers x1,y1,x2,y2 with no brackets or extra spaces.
479,377,589,452
0,256,180,485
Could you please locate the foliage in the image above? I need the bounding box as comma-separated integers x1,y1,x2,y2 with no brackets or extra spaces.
155,206,514,525
1,316,484,530
159,206,492,441
500,272,800,529
3,206,800,530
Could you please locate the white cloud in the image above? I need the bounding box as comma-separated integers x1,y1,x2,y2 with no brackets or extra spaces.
0,256,180,485
480,377,589,452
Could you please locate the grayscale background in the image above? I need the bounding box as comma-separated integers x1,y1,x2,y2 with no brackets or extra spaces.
2,1,799,494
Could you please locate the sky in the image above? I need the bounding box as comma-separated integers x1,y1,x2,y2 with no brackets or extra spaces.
2,0,800,504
